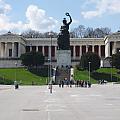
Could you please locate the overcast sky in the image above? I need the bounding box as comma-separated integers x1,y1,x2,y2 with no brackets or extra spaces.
0,0,120,34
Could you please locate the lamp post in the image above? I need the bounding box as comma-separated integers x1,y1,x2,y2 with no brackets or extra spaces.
30,43,32,52
15,62,17,81
86,44,90,53
14,62,18,89
111,64,112,82
48,58,50,84
48,31,53,93
89,62,91,82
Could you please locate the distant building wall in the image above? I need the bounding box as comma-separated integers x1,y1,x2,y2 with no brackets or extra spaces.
0,32,120,67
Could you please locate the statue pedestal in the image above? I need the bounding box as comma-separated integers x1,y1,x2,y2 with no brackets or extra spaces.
56,50,71,67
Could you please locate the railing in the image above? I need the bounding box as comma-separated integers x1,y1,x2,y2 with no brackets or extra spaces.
0,57,20,60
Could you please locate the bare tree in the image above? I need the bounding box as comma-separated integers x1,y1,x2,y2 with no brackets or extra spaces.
84,27,94,38
21,30,41,38
94,28,104,38
21,26,111,38
71,25,85,38
21,30,58,38
83,27,111,38
101,27,111,35
69,31,76,38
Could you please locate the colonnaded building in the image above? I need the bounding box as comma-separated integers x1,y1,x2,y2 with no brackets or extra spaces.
0,31,120,68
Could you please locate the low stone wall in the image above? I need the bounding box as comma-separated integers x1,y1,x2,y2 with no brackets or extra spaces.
0,59,110,68
0,60,22,68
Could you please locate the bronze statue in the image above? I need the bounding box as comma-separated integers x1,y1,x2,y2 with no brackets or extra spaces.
57,13,72,50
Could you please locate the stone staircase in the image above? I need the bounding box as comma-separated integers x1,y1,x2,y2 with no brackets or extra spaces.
55,67,71,84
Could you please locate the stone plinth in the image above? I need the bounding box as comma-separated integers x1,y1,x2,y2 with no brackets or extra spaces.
56,50,71,67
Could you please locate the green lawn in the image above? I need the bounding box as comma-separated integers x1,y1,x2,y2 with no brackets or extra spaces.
0,67,120,85
0,68,48,85
74,68,97,83
95,68,120,82
96,68,118,74
74,67,120,83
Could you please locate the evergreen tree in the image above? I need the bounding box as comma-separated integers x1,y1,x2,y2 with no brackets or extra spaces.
80,52,100,71
20,51,45,67
112,52,120,69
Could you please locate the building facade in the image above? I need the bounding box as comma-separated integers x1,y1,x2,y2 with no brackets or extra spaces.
0,31,120,67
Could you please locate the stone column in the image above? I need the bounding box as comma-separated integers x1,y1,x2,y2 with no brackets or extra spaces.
18,42,21,57
73,46,76,59
0,42,1,57
0,43,3,57
80,45,82,57
112,42,117,54
36,46,38,52
42,46,44,56
12,42,14,58
5,42,7,58
30,45,32,52
48,46,50,59
99,45,101,57
92,45,95,53
86,45,88,53
105,41,110,57
109,42,111,56
55,46,57,59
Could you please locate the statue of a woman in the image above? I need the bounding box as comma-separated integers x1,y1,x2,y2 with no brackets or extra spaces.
61,13,72,32
57,13,72,50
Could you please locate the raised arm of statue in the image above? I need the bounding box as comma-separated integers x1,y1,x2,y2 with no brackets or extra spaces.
66,13,72,25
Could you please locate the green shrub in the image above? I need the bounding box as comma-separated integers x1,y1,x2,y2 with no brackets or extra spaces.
0,79,14,85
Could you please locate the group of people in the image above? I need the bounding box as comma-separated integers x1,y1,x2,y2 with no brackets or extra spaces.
75,80,91,88
58,78,91,88
59,78,74,88
98,79,107,84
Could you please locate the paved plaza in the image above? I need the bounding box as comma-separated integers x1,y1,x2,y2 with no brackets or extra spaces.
0,84,120,120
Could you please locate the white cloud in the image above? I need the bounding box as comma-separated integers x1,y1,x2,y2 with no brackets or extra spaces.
81,11,102,19
0,1,58,33
81,0,120,19
25,5,58,32
0,0,11,14
72,19,79,24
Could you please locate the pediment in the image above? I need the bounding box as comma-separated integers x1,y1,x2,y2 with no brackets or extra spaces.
105,31,120,41
0,32,26,44
0,31,20,38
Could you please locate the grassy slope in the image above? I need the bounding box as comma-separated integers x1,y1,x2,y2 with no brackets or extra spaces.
96,68,118,74
0,68,47,85
74,68,97,83
0,67,120,85
74,68,120,83
96,68,120,82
